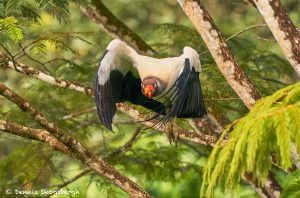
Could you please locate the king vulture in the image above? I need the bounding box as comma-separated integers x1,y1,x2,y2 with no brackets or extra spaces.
94,39,206,131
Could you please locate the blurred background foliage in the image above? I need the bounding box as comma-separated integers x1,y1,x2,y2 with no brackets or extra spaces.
0,0,299,197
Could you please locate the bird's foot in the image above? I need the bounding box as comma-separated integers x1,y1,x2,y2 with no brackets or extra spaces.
166,122,178,146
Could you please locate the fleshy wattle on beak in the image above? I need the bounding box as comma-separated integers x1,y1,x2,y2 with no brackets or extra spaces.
143,85,155,99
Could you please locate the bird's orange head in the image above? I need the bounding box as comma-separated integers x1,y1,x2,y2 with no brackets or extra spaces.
141,78,158,99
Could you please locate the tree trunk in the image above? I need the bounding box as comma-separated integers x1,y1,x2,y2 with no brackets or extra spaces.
251,0,300,76
80,1,155,56
177,1,280,197
177,0,261,109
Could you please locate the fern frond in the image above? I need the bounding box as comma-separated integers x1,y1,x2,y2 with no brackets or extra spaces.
28,32,95,56
28,40,47,58
155,23,204,54
201,82,300,197
0,0,4,17
20,2,40,21
4,0,23,14
154,23,292,123
0,16,23,42
35,0,69,22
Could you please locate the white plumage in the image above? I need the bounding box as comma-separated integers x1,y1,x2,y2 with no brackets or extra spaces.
98,39,201,87
95,39,206,130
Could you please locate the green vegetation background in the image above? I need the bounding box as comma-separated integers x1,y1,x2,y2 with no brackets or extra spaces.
0,0,299,197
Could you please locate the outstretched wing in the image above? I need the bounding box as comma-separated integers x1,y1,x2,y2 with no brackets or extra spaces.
176,59,206,118
150,58,206,128
94,40,165,130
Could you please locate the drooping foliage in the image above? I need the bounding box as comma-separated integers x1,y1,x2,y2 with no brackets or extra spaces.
155,22,295,121
0,16,23,42
0,0,300,197
201,82,300,197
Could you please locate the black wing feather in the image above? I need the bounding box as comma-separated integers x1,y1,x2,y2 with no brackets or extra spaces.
149,58,206,129
94,50,166,130
95,50,206,131
94,50,114,130
177,68,206,118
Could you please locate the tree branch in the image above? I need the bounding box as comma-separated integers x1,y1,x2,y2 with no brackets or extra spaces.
0,120,73,157
79,0,227,130
80,1,155,56
249,0,300,76
107,127,142,158
226,24,268,41
177,1,282,197
177,0,261,109
49,169,91,190
0,51,222,146
0,52,93,96
1,121,144,197
0,53,281,197
116,103,223,146
62,107,96,120
0,84,152,198
50,127,142,192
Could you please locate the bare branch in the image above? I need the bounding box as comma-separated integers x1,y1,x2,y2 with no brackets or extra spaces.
0,84,152,198
49,169,91,190
79,0,226,132
17,43,52,75
250,0,300,76
0,52,93,96
62,107,96,120
80,1,155,56
291,144,300,169
108,127,142,158
1,122,144,197
226,24,268,41
177,0,261,109
48,127,143,193
244,173,280,198
0,120,73,156
116,103,224,146
0,52,222,146
177,1,283,197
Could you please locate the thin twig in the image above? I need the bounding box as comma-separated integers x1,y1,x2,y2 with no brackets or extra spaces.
47,169,91,198
0,51,221,145
204,97,241,101
17,43,52,75
47,127,143,194
262,77,289,86
0,43,14,58
0,84,152,198
62,107,96,120
0,43,18,71
249,36,276,42
226,24,268,41
107,127,142,158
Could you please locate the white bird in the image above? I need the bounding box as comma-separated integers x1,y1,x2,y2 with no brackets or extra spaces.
95,39,206,130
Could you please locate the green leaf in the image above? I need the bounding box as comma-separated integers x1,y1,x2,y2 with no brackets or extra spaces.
201,82,300,197
281,169,300,198
0,16,23,42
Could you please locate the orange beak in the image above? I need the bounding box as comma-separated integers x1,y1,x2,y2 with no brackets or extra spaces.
143,85,155,99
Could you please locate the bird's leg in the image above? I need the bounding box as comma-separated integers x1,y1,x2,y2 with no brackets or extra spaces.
166,121,174,145
166,120,179,146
